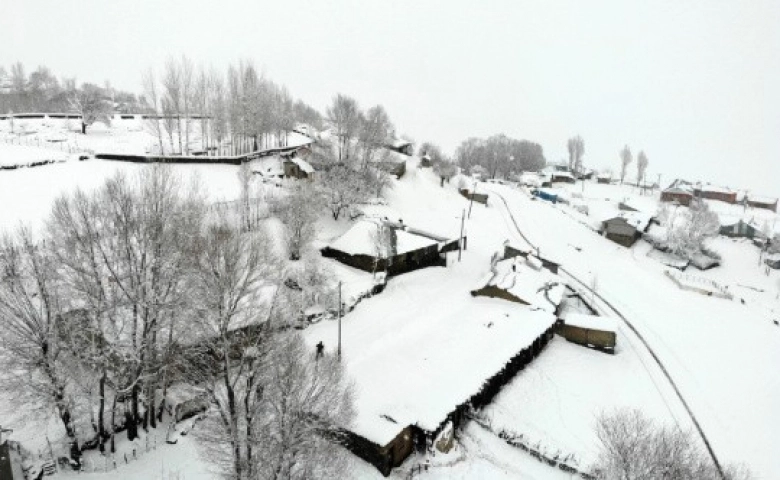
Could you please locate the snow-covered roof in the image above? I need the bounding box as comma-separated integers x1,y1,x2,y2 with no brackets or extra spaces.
663,186,693,195
564,313,618,333
604,211,653,231
695,183,733,195
476,258,566,313
597,173,612,179
389,137,412,149
288,157,314,174
327,219,442,258
748,195,777,204
551,171,574,179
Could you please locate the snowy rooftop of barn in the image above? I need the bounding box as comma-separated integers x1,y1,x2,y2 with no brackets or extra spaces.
748,195,777,204
475,258,566,313
564,313,618,333
302,285,557,446
602,210,653,231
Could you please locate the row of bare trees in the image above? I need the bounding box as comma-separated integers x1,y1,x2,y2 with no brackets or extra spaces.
618,145,650,185
455,134,546,179
143,57,324,157
0,166,353,479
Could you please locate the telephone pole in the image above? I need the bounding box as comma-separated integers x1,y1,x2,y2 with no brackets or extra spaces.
337,281,342,360
458,209,465,262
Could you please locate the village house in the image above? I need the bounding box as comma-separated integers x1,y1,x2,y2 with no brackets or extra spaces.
321,219,458,276
747,195,778,212
558,313,617,353
597,173,612,184
600,211,653,248
420,152,432,168
660,186,694,206
719,218,763,239
693,183,737,204
470,257,566,314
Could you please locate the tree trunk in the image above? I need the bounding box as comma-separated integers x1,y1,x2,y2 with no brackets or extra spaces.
81,122,87,134
98,372,107,452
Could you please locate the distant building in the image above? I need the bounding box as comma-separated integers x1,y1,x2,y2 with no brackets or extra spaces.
459,188,489,205
660,187,694,206
719,218,763,239
746,195,778,212
385,138,414,156
282,157,315,180
420,153,432,168
550,171,575,184
597,174,612,184
693,184,737,204
502,241,560,274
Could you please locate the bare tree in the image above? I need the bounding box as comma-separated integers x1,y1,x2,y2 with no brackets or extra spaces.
274,186,319,261
251,333,355,480
567,135,585,174
326,94,361,163
69,83,112,134
318,165,367,220
357,105,393,169
619,145,633,184
142,68,166,154
163,58,183,154
0,227,82,464
596,409,751,480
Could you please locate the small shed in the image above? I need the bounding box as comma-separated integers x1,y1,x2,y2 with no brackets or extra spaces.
282,157,315,180
601,212,652,248
532,189,557,203
502,241,560,274
765,254,780,269
558,313,617,353
420,153,432,168
597,174,612,184
385,138,414,156
459,188,489,205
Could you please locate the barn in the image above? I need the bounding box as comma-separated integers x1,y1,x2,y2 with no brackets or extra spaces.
321,220,458,276
558,313,617,353
502,241,560,274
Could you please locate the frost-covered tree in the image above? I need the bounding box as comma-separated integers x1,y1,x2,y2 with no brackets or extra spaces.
319,165,368,220
69,83,112,134
596,409,751,480
357,105,393,169
637,150,649,185
433,159,458,187
274,185,320,260
619,145,633,184
326,94,361,163
666,199,720,258
567,135,585,174
0,227,82,465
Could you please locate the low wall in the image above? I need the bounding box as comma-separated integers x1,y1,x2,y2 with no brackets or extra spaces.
95,144,309,165
664,270,733,300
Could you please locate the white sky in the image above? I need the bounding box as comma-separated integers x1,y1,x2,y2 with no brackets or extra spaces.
3,0,779,195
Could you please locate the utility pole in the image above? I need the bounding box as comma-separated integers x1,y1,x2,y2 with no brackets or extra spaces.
337,281,342,360
467,181,477,219
0,425,12,444
458,209,465,262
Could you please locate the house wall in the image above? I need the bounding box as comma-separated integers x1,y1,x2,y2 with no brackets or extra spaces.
470,285,528,304
557,324,616,352
747,200,777,212
661,191,692,206
695,190,736,204
321,245,445,277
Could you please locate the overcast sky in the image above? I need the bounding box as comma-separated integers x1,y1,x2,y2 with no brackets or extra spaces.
3,0,779,194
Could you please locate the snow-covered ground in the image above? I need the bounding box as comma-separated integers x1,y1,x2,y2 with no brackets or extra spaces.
2,155,778,479
0,143,71,167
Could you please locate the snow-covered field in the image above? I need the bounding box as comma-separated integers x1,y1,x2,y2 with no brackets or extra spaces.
1,151,778,479
0,143,71,167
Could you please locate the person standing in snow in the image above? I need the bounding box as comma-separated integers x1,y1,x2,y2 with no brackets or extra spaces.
316,341,324,359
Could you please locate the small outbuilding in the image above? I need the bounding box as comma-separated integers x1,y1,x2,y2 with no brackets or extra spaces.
550,171,575,184
600,211,652,248
459,188,489,205
385,138,414,156
502,241,560,274
693,184,737,204
282,157,315,180
719,219,762,239
558,313,617,353
597,174,612,184
420,153,432,168
532,189,557,203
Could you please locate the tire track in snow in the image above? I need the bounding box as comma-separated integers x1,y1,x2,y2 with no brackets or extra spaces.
486,185,727,479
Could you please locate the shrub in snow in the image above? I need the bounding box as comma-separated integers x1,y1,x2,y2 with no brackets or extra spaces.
664,199,720,259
